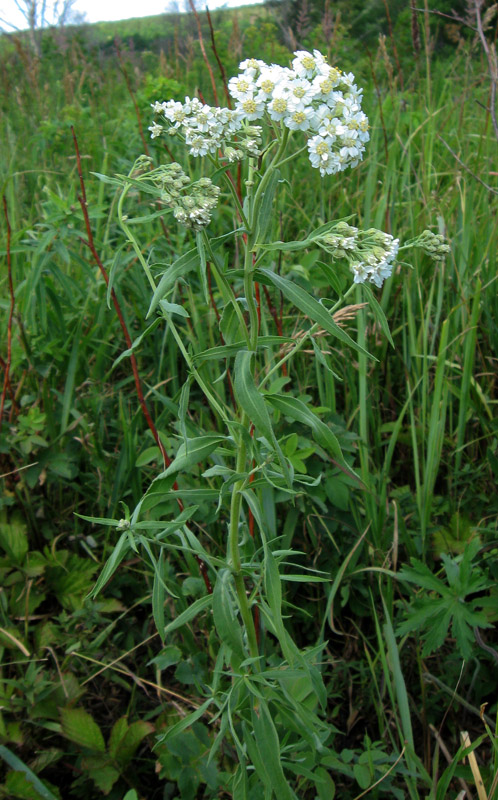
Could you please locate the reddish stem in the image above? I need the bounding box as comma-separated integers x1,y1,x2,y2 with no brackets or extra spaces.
72,127,213,594
0,196,15,433
205,7,231,109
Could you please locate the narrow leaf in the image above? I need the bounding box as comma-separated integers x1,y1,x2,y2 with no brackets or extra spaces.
90,532,130,598
234,350,292,487
213,569,246,658
157,435,226,478
258,268,373,358
266,393,358,478
163,594,212,636
146,249,199,318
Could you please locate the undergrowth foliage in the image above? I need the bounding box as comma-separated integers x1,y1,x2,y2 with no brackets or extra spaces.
1,3,498,799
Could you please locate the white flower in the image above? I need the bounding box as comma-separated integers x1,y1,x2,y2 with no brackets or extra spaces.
228,74,257,102
350,262,370,284
308,134,332,167
317,113,347,140
239,57,266,76
284,106,317,131
234,96,265,121
279,76,315,110
267,95,290,121
292,49,327,79
148,122,164,139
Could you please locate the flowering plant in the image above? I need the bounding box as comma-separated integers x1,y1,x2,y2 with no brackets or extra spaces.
91,49,447,796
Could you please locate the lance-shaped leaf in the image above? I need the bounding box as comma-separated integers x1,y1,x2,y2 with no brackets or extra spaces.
90,531,130,598
163,594,213,636
265,393,359,479
255,169,280,244
250,701,297,799
234,350,292,487
360,282,394,347
258,268,373,358
157,435,227,478
212,568,246,659
146,248,199,318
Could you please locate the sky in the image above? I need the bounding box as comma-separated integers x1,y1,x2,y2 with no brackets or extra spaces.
0,0,262,29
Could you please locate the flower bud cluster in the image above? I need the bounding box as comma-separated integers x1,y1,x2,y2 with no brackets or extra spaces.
416,230,451,261
149,49,368,176
151,162,220,231
319,223,399,288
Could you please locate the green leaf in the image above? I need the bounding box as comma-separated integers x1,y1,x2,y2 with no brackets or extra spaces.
0,516,29,564
256,169,280,244
89,532,130,598
60,708,106,752
265,393,358,478
135,446,161,467
153,549,166,638
163,594,212,636
156,697,212,744
360,282,394,347
0,747,59,800
80,755,120,793
263,548,296,665
258,268,373,358
250,701,296,799
114,720,153,766
234,350,292,487
111,318,162,370
212,569,246,659
196,231,209,303
159,299,190,317
108,717,128,759
316,259,346,298
156,435,226,478
146,249,199,318
193,335,293,364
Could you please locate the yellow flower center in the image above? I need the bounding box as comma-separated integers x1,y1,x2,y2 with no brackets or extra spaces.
293,111,306,124
273,98,287,113
260,80,275,94
243,99,257,113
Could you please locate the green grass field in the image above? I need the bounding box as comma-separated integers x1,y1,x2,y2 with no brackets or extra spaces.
1,2,497,797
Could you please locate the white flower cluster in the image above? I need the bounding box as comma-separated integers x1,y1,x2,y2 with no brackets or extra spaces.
319,223,399,288
149,97,262,161
228,51,369,175
150,162,221,231
149,50,368,176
